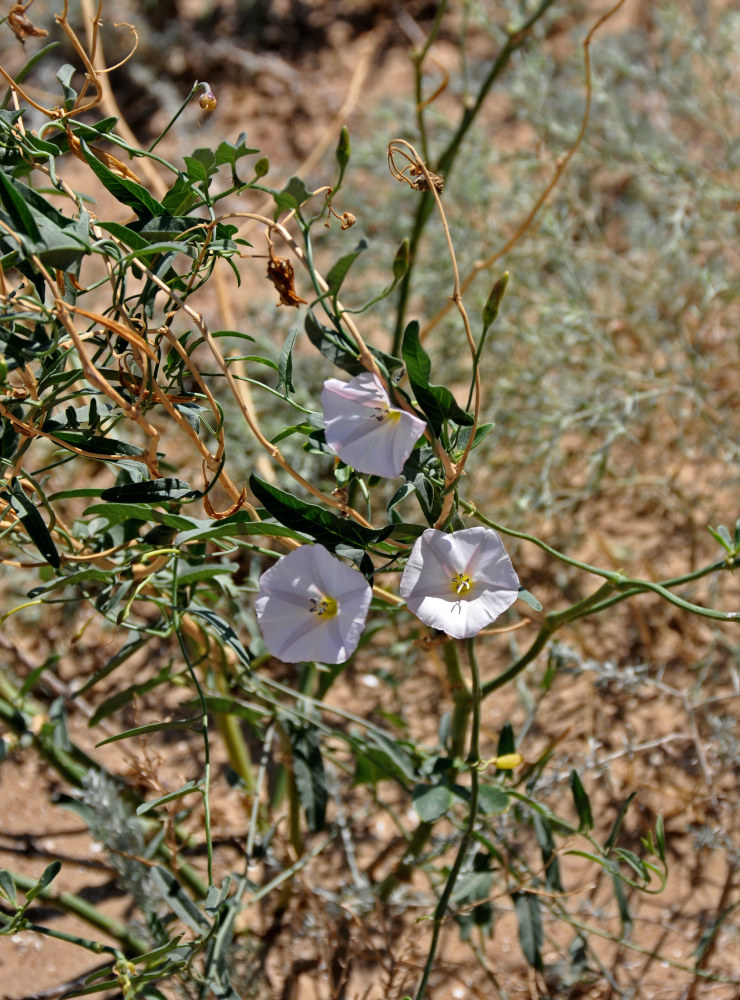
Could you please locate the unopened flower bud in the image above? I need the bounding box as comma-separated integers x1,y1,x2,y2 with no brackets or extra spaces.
482,271,509,329
393,238,410,281
336,125,351,171
254,157,270,178
199,89,218,111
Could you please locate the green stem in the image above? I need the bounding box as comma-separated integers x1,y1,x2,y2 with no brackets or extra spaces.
413,0,449,165
443,640,471,759
414,638,482,1000
392,0,559,353
481,581,616,699
10,870,149,955
467,505,740,623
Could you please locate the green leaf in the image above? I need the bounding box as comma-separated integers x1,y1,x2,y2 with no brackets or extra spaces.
100,478,202,503
161,173,199,216
136,779,203,816
26,568,112,599
533,814,562,893
477,785,509,815
352,730,416,786
89,665,172,727
249,475,393,555
187,606,251,670
79,137,166,219
273,175,311,215
412,782,453,822
277,327,299,395
0,169,90,268
569,770,593,831
304,312,363,376
517,587,543,613
401,320,473,434
56,64,77,108
326,239,368,298
175,514,306,547
152,866,209,933
96,718,200,747
2,481,60,568
184,149,216,186
512,891,543,971
75,633,151,696
284,720,327,833
708,523,734,554
612,871,632,931
214,134,259,176
204,876,232,918
454,422,495,453
0,168,40,242
0,869,17,907
604,791,637,854
496,722,516,759
451,870,493,905
52,432,144,457
25,861,62,902
613,847,648,882
83,503,195,530
176,562,239,587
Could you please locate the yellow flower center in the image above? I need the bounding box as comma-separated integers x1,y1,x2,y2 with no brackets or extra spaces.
450,573,472,596
309,595,338,619
372,404,402,424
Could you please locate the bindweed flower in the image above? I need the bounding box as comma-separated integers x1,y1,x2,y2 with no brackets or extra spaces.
255,544,372,664
321,372,426,478
400,527,519,640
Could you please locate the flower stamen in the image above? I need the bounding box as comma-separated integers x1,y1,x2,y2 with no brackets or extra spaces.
309,595,339,618
451,573,472,596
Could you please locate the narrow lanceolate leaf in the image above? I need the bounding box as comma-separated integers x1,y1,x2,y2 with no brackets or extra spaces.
304,312,363,376
1,481,60,568
512,891,544,971
186,606,252,670
0,868,17,906
151,866,209,933
100,478,202,503
96,718,201,747
79,138,166,219
326,239,367,298
283,721,327,832
249,475,394,551
569,770,594,831
25,861,62,902
136,779,203,816
401,320,473,434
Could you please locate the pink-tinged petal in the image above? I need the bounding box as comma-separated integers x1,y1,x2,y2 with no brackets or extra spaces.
321,373,426,477
255,544,372,663
400,527,519,639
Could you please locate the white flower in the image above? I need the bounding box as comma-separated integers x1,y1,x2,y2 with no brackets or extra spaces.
321,372,426,478
255,544,372,663
399,527,519,639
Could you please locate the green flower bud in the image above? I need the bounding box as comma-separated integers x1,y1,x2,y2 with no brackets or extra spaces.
335,126,351,171
254,157,270,178
482,271,509,329
393,238,410,281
